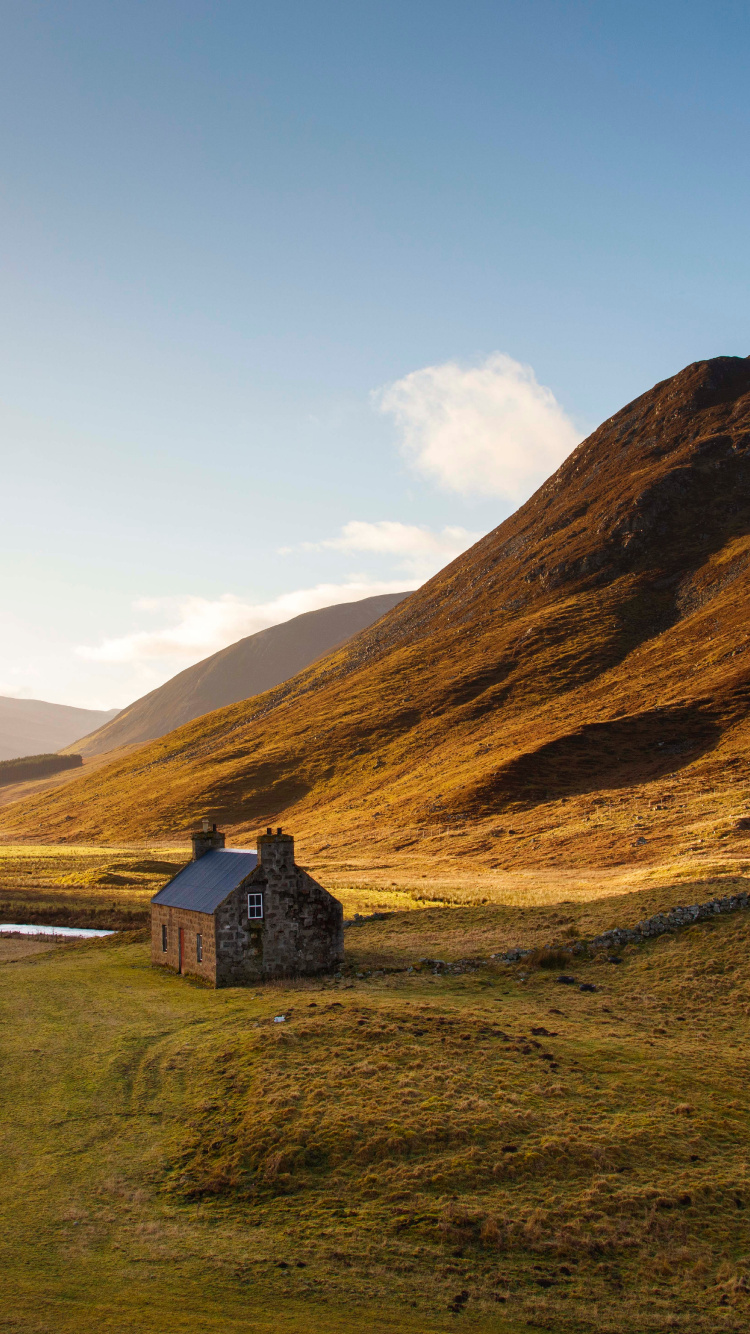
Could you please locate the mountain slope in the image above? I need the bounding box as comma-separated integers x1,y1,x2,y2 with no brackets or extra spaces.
0,696,118,763
71,592,409,756
6,355,750,874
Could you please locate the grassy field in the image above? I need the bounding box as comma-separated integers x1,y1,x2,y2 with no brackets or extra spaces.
2,860,750,1332
0,844,186,931
4,840,750,932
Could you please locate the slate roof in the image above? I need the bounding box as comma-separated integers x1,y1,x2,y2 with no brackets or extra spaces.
151,848,258,915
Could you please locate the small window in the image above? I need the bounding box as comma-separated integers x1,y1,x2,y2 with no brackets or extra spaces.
161,924,168,952
196,933,203,963
248,892,264,920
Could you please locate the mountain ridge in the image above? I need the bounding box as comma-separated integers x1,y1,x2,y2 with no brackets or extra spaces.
5,355,750,875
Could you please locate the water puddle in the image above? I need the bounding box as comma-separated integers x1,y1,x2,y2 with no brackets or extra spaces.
0,923,116,938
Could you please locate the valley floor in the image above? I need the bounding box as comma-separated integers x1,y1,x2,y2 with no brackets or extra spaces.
2,860,750,1332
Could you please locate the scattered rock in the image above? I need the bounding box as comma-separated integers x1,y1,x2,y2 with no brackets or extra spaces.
579,983,597,993
556,974,577,985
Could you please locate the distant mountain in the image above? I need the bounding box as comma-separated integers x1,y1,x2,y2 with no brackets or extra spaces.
0,697,118,763
71,592,410,757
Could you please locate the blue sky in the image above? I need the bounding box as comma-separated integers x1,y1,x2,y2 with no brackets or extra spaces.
1,0,749,707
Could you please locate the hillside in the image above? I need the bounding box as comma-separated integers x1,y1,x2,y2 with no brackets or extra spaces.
5,354,750,873
0,744,145,813
0,696,118,763
70,592,409,757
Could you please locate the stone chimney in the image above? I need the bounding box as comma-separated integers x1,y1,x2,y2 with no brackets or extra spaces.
257,826,295,874
191,818,225,861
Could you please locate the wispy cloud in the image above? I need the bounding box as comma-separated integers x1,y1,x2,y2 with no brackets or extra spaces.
76,580,410,666
377,352,580,502
304,519,480,579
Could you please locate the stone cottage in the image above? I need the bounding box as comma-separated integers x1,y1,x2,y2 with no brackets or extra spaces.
150,821,343,986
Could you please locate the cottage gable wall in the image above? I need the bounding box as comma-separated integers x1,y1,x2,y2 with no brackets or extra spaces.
214,834,343,985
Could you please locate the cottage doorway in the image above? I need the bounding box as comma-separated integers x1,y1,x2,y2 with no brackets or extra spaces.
178,927,185,974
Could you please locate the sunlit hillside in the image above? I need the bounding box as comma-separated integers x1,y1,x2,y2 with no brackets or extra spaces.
4,356,750,880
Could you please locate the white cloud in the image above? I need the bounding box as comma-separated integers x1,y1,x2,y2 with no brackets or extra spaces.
75,580,411,666
306,520,480,579
377,352,580,502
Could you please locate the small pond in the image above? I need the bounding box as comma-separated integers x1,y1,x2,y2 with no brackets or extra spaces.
0,923,116,938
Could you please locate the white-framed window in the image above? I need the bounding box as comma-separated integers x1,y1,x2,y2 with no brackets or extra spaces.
161,924,168,952
196,933,203,963
248,892,264,920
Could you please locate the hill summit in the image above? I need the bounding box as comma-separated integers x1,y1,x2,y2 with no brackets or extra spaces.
6,355,750,873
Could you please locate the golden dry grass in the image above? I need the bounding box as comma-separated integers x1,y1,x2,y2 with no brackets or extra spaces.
0,843,187,930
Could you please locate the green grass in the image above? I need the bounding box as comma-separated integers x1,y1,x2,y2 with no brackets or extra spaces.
3,893,750,1332
0,931,530,1334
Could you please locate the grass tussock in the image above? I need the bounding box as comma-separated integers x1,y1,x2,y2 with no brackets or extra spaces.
523,946,577,969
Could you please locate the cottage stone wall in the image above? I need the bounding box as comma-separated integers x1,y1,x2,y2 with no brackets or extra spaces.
214,831,344,986
150,902,216,984
151,829,344,988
